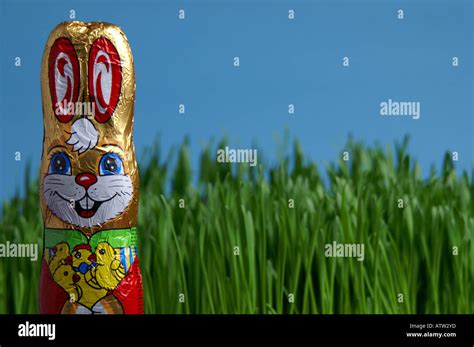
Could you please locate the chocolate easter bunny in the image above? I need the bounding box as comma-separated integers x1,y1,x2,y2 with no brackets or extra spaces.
39,21,143,314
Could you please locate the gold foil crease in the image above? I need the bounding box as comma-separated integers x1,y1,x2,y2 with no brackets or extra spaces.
40,21,139,237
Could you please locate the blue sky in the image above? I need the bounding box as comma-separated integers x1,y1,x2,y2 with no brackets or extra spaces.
0,0,473,201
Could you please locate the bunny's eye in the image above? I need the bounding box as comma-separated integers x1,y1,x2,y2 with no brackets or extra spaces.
99,249,105,255
49,152,71,175
99,153,123,176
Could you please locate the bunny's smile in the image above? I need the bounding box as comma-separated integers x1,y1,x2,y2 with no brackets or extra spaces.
54,191,118,219
74,195,103,218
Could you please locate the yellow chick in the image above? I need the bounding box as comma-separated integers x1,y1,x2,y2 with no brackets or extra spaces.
62,244,109,308
75,274,108,309
67,244,96,275
52,263,82,302
48,242,70,274
85,242,126,291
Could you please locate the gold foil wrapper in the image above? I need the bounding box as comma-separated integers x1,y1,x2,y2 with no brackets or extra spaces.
40,21,139,236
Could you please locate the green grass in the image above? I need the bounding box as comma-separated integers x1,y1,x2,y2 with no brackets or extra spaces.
0,136,472,314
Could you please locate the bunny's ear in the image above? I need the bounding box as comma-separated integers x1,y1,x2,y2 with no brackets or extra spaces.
66,36,123,155
48,38,80,123
88,37,122,123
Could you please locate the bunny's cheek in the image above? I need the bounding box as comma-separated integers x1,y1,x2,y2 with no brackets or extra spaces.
88,175,133,202
43,174,86,202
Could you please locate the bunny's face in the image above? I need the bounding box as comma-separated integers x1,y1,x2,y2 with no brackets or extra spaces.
40,22,138,234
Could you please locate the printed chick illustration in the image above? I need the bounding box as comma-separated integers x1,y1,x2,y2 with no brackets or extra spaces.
75,273,108,310
64,244,111,309
52,263,82,302
68,244,97,275
85,242,126,290
48,242,70,274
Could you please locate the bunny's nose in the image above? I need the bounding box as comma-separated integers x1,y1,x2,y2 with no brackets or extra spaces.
75,173,97,189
